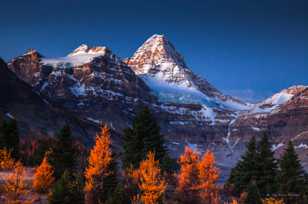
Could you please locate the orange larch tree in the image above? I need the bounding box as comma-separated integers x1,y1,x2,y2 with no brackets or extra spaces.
33,154,55,193
1,161,30,203
131,151,167,204
176,146,200,203
196,150,220,204
0,148,15,170
84,124,113,204
175,147,220,204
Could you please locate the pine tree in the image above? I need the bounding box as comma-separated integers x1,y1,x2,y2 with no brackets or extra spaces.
131,151,167,204
105,183,130,204
33,154,55,193
256,133,278,196
279,141,305,194
244,181,262,204
49,171,84,204
0,119,19,159
227,137,258,195
84,124,117,204
50,125,75,178
123,107,166,169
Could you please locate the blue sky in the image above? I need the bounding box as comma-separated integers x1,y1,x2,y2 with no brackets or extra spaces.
1,0,308,101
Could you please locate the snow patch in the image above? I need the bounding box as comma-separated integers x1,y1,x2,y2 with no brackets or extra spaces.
295,143,308,150
271,143,284,151
5,113,14,119
251,127,261,131
86,117,101,124
70,83,86,97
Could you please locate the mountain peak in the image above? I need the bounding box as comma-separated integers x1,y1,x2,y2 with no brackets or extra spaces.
68,44,109,57
22,48,42,58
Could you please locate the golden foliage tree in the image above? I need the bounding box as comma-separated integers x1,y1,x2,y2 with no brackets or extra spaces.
0,161,32,204
84,124,113,204
0,148,15,170
131,151,167,204
33,154,55,193
176,146,220,204
262,197,284,204
196,150,220,203
176,146,200,203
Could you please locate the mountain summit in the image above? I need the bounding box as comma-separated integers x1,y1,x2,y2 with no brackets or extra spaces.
127,34,249,110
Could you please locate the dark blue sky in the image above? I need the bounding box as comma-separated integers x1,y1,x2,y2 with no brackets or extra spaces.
1,0,308,101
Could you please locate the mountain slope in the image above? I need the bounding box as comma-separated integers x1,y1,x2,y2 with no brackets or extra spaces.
0,58,96,141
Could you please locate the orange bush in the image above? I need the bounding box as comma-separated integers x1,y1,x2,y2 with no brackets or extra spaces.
33,154,54,193
0,161,31,203
262,197,284,204
0,148,15,170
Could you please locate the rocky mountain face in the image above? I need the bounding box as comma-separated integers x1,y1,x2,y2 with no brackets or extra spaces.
9,45,155,132
6,34,308,177
0,58,97,142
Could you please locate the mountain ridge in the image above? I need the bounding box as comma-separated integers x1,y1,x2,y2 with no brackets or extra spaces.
4,34,308,177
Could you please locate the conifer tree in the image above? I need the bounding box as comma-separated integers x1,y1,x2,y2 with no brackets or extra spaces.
84,124,117,204
244,181,262,204
33,154,55,193
0,119,19,159
131,151,167,204
256,133,278,196
49,170,84,204
1,161,29,203
123,107,166,169
50,125,75,178
197,150,220,203
176,146,200,203
227,137,258,195
279,141,305,194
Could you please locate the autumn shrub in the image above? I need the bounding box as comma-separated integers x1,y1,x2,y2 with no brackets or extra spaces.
33,154,54,193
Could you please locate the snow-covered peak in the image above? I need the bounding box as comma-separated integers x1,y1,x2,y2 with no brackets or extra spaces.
127,34,249,111
22,49,42,57
263,85,307,106
250,85,308,114
42,44,114,68
68,44,109,57
127,34,202,89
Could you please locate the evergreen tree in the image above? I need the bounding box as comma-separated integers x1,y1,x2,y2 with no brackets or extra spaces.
0,119,19,159
256,133,278,196
105,183,130,204
49,171,84,204
244,181,262,204
227,137,258,195
123,107,166,169
50,125,75,178
279,141,305,194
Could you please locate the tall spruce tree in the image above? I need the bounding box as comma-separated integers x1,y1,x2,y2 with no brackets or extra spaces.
279,141,305,194
122,107,166,169
227,136,258,195
50,125,75,178
256,133,278,196
0,118,19,159
244,181,262,204
49,171,84,204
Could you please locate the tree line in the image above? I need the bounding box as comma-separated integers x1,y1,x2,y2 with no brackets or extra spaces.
0,108,307,204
